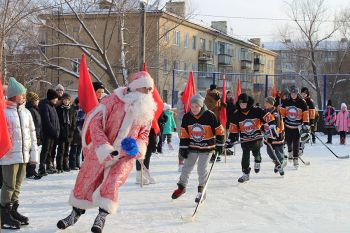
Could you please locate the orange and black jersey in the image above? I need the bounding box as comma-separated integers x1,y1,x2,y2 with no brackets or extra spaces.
228,106,276,143
180,109,225,152
304,97,316,125
264,107,285,144
280,97,309,129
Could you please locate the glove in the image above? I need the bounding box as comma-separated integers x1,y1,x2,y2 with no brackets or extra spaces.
111,150,119,156
215,145,224,155
179,148,189,159
121,137,139,157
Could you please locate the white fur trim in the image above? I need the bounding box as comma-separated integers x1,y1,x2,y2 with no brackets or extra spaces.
68,191,96,210
137,141,147,159
128,77,154,91
95,144,115,164
104,155,120,169
92,167,119,214
82,104,107,148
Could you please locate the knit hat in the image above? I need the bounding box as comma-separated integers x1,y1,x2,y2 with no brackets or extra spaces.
190,94,204,108
7,77,27,98
210,84,217,91
92,82,105,91
265,96,275,106
47,89,59,100
301,87,309,96
61,93,71,101
163,103,171,111
26,92,39,103
289,86,299,94
54,84,64,91
341,103,347,109
128,71,154,92
327,99,332,106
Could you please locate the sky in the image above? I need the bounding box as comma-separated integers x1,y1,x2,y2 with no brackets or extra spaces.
186,0,350,43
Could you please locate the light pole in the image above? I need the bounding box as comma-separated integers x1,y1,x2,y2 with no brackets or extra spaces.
139,0,147,71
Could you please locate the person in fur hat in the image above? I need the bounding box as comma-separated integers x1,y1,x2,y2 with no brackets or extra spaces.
57,71,157,233
227,93,276,183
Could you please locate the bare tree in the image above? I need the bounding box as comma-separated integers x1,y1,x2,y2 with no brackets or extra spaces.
282,0,338,107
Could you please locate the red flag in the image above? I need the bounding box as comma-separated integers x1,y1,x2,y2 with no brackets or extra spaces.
78,53,98,113
219,78,227,127
272,84,277,97
151,87,164,134
181,71,196,113
235,78,241,103
0,78,12,158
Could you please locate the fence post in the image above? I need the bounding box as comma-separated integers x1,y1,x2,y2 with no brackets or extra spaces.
172,69,176,108
212,72,216,85
265,74,269,97
323,74,327,110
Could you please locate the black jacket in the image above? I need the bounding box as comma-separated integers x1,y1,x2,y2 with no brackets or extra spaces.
226,98,236,129
39,99,60,138
56,105,76,142
26,102,43,145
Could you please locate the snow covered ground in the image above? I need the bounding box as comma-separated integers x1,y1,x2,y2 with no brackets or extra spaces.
4,133,350,233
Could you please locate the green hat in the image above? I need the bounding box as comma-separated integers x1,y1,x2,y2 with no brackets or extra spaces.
265,96,275,106
7,77,26,98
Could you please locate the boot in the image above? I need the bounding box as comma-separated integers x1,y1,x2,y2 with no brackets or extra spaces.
254,162,261,173
238,173,250,183
57,207,85,229
1,203,21,229
135,171,149,185
293,158,299,169
11,201,29,225
171,183,186,199
195,186,206,203
91,208,109,233
288,151,293,160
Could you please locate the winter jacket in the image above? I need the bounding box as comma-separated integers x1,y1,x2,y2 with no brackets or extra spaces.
0,101,39,165
336,110,350,132
71,107,85,145
280,97,309,129
323,107,336,129
39,99,60,138
26,102,42,145
226,97,236,129
204,89,222,119
56,104,75,142
163,111,176,135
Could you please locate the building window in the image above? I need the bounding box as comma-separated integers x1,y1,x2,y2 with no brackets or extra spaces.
173,31,180,46
164,27,169,43
184,33,188,48
192,63,196,71
192,36,196,50
208,40,213,52
163,90,168,103
163,58,169,74
72,58,80,74
200,38,206,50
173,60,179,69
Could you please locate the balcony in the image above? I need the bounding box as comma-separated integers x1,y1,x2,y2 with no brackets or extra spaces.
241,60,252,70
218,54,232,65
198,50,214,62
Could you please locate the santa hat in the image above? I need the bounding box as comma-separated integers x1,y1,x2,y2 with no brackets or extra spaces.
128,71,154,92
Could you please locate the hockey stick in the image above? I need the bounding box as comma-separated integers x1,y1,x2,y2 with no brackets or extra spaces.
315,134,350,159
181,151,219,222
265,142,282,166
299,156,311,166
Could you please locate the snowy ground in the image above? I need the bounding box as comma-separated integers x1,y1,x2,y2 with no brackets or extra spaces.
4,133,350,233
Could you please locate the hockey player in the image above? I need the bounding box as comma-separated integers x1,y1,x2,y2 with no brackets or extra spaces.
263,96,286,176
301,87,318,144
280,86,309,168
171,94,225,203
227,93,276,183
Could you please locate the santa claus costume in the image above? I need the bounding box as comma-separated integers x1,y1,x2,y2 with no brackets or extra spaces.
57,71,156,233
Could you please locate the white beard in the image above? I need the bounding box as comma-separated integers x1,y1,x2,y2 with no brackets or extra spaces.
115,87,157,125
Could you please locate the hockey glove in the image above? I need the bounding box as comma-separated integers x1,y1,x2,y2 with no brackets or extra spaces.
179,148,189,159
301,125,311,134
225,140,235,149
121,137,139,157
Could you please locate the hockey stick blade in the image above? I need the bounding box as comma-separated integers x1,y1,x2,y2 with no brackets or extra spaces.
299,157,310,166
315,135,350,159
336,155,350,159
